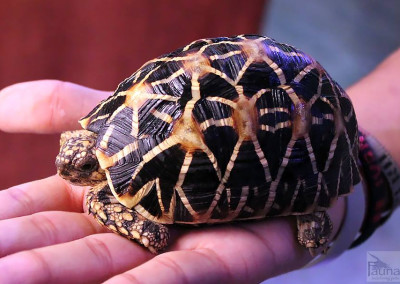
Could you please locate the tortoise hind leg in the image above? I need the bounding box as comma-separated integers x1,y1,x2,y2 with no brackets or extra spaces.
86,182,169,253
296,211,332,256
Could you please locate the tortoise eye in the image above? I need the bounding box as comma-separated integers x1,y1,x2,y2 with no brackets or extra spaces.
79,159,97,172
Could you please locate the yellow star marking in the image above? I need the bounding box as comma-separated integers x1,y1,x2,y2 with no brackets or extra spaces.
261,55,286,85
87,114,110,125
232,96,258,140
253,88,270,99
198,117,234,132
99,125,115,151
201,146,222,181
269,45,309,59
174,152,201,220
280,85,311,138
123,85,179,137
293,63,320,83
182,54,211,78
240,39,287,85
126,136,180,198
182,38,213,52
259,122,292,133
150,68,186,86
234,56,255,85
335,159,343,196
118,180,156,209
151,109,174,124
311,172,323,210
79,91,123,129
258,107,290,116
252,136,272,183
230,186,250,220
209,50,242,61
205,137,244,218
286,179,305,213
304,134,318,174
206,97,237,109
324,134,342,172
235,85,244,98
107,104,126,123
262,138,296,215
155,178,175,223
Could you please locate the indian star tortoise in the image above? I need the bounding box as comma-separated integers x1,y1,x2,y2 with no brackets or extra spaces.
56,35,360,254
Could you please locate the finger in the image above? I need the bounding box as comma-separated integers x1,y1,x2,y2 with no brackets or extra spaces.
0,211,106,257
110,198,345,284
0,233,153,284
0,80,111,133
0,175,86,220
107,219,311,284
107,250,239,284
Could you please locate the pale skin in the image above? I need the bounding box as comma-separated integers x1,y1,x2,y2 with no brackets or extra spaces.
0,48,399,283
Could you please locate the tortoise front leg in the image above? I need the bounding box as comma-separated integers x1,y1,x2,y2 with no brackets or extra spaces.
296,211,332,256
86,183,169,253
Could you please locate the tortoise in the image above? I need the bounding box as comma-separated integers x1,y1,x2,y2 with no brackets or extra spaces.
56,34,360,254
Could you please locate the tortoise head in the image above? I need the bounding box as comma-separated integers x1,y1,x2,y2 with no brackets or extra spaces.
56,130,106,186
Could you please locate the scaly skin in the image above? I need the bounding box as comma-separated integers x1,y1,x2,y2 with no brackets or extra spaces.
296,212,333,256
56,130,105,186
86,182,169,253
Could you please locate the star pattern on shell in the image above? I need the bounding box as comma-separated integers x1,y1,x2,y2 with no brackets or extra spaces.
79,35,359,224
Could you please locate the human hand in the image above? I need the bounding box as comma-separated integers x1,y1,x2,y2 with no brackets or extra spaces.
348,48,400,165
0,80,345,283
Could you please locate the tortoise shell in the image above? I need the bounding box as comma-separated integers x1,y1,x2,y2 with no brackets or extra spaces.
80,35,360,224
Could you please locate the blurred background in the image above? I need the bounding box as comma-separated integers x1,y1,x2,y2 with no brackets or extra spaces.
0,0,399,283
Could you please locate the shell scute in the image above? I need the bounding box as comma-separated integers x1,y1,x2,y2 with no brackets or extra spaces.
198,73,238,100
309,99,336,172
262,42,313,84
238,61,282,97
179,150,220,214
290,67,321,102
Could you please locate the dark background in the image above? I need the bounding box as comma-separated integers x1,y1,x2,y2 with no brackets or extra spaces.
0,0,266,189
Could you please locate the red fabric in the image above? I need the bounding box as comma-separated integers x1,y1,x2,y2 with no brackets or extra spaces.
0,0,266,188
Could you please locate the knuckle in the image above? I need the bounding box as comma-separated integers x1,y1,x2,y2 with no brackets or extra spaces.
153,253,189,284
82,236,114,273
29,213,59,244
5,185,35,216
47,80,67,131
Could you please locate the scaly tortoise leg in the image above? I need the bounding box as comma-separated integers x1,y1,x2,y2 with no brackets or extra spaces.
86,182,169,253
296,211,332,256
